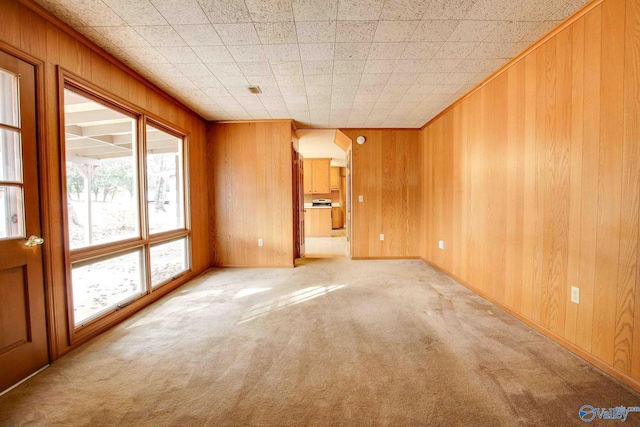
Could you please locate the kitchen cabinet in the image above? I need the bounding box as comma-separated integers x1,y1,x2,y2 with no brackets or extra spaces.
332,206,342,229
303,158,331,194
303,160,312,195
305,208,332,236
330,167,340,190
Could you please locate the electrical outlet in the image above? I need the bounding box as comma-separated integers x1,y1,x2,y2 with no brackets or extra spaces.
571,286,579,304
438,240,445,250
380,234,384,241
258,238,263,247
358,195,364,202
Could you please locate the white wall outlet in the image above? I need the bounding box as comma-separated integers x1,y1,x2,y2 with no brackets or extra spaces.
438,240,445,250
380,234,384,241
258,238,263,247
358,195,364,202
571,286,580,304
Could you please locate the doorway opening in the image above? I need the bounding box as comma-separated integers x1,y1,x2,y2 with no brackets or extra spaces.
295,129,351,259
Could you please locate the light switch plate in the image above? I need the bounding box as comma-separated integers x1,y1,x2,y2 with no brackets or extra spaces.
358,195,364,202
438,240,445,250
258,238,263,247
380,234,384,241
571,286,579,304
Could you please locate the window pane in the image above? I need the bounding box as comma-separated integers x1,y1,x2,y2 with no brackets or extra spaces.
146,125,184,234
64,89,139,249
0,129,21,182
0,185,24,239
0,69,19,128
72,250,145,326
150,237,189,288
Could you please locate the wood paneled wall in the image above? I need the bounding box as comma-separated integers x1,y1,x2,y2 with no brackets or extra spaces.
341,129,421,259
421,0,640,390
0,0,210,359
208,121,295,268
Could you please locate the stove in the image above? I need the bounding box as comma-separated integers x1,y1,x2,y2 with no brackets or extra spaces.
312,198,332,207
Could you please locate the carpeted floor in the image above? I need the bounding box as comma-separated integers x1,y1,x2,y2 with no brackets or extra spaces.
1,258,638,426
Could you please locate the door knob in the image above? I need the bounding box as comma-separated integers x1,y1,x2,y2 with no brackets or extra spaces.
25,235,44,247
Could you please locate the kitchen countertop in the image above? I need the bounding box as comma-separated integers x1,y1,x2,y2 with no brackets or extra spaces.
304,205,331,209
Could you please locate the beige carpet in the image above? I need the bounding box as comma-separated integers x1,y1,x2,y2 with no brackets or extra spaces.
1,258,639,426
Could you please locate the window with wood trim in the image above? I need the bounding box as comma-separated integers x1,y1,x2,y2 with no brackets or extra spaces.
62,82,191,328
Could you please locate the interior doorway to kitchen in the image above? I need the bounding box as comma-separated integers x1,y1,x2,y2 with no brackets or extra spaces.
296,129,351,259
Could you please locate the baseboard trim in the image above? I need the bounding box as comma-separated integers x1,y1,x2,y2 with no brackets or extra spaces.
419,257,640,394
351,256,422,260
214,264,295,269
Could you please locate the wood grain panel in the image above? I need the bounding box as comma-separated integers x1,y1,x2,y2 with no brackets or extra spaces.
565,16,585,344
342,129,421,259
421,0,640,392
454,101,469,282
614,1,640,384
619,0,640,377
591,0,625,366
209,121,294,267
545,27,571,336
306,208,332,237
465,92,483,300
19,7,47,60
491,73,508,303
504,65,519,310
575,5,602,353
521,52,538,320
531,43,547,326
0,0,210,361
513,61,526,314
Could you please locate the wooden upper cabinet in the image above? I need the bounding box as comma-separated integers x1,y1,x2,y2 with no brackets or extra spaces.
303,158,313,194
330,167,340,190
304,158,331,194
313,159,330,193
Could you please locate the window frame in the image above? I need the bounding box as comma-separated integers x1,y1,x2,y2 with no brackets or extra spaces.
59,72,192,342
144,118,190,241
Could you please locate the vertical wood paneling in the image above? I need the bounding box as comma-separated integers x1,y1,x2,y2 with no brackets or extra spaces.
521,52,537,320
0,1,210,360
19,7,47,59
465,92,483,293
342,129,421,259
619,0,640,377
90,52,111,92
546,27,571,336
457,101,470,281
616,1,640,378
532,44,547,325
442,115,454,271
514,60,526,314
494,74,508,303
209,121,294,268
505,65,519,310
0,0,21,47
421,0,640,391
451,105,463,278
565,16,585,344
433,123,445,266
592,0,625,365
576,6,602,352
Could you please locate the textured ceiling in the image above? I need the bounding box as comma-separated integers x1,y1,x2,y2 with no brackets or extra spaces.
34,0,589,128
